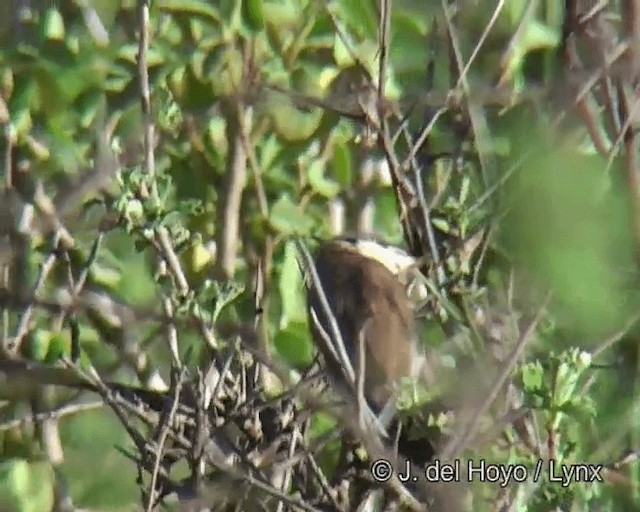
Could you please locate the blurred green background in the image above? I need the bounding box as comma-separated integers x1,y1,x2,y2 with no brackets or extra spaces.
1,0,639,510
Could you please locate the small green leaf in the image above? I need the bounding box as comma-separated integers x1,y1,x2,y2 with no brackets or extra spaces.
553,361,579,407
210,281,245,322
273,322,313,367
432,217,450,233
330,0,377,39
501,20,559,83
263,2,300,30
521,361,544,392
259,134,281,170
157,0,220,22
76,90,104,129
309,411,337,438
24,135,50,161
242,0,264,32
89,262,121,288
41,7,65,41
1,68,14,99
1,459,29,502
333,34,354,67
279,241,307,325
117,44,165,67
125,199,145,226
11,109,32,137
269,196,314,235
521,20,560,52
332,142,352,188
268,98,323,142
308,160,340,198
459,175,471,204
26,329,52,362
45,333,71,363
502,0,527,27
0,459,54,512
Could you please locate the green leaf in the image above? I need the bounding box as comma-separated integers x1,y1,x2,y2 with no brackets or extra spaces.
156,0,221,22
501,0,527,27
117,44,165,67
268,97,323,142
309,411,337,438
330,0,377,39
263,1,301,31
388,11,429,75
10,79,37,135
24,135,50,161
26,329,52,362
0,459,54,512
308,160,340,198
374,190,405,241
259,134,281,170
273,322,313,367
269,196,314,235
431,217,450,233
210,281,245,322
279,241,307,325
76,90,104,128
522,20,560,52
459,175,471,204
553,361,579,407
45,332,71,363
41,7,65,41
242,0,265,32
521,361,544,392
332,141,352,188
124,198,145,226
502,20,559,83
89,260,122,288
333,34,354,68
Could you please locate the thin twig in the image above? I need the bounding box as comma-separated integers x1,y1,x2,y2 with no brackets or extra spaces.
145,369,185,512
442,0,502,188
0,400,104,432
441,291,553,460
10,232,63,353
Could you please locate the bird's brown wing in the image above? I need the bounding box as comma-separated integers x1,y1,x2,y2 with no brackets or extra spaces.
310,243,416,408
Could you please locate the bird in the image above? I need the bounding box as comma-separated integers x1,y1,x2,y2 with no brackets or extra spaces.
301,236,429,431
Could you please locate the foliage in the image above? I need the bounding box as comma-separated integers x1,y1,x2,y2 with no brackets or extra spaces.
0,0,639,511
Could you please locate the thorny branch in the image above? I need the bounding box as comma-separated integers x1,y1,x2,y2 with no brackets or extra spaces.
2,1,640,511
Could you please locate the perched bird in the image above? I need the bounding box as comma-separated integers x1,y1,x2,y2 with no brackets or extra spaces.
302,237,429,429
